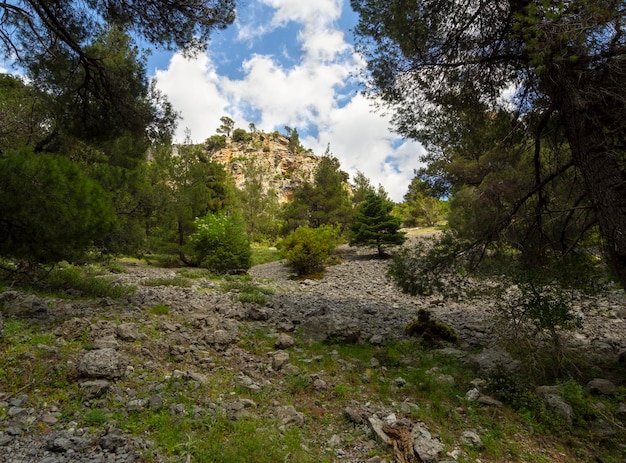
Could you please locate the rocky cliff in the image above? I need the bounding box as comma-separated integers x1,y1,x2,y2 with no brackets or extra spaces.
206,132,322,203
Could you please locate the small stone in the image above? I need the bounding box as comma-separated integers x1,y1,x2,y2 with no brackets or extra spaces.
0,434,13,446
148,394,164,410
186,371,209,385
275,333,296,349
116,323,138,342
344,407,366,424
460,431,483,448
271,351,290,370
93,335,120,350
40,413,59,424
313,378,328,390
282,363,301,375
127,399,148,412
80,380,111,400
7,407,26,417
276,405,304,427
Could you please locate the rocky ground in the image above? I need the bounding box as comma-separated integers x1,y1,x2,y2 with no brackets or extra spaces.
0,243,625,463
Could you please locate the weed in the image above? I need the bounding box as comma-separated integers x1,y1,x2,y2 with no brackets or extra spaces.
220,276,274,305
84,408,108,426
150,304,170,315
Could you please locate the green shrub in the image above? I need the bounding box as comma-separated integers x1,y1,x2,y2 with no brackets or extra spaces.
232,128,252,142
44,265,135,298
204,135,227,151
280,225,339,276
187,213,251,273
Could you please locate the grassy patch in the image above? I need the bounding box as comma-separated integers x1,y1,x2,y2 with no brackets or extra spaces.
250,244,282,267
220,275,274,305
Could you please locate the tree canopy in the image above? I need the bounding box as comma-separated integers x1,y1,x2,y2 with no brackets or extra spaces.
351,0,626,287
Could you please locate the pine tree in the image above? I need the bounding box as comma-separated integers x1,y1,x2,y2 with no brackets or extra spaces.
350,192,406,257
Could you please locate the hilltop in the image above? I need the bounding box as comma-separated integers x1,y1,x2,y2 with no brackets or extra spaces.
203,130,324,203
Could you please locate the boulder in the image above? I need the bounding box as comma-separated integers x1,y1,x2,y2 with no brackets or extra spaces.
78,348,128,380
586,378,618,396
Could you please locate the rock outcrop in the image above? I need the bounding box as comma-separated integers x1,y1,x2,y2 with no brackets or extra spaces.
208,132,322,203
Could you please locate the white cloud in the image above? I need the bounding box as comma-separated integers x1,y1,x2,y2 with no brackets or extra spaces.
154,53,231,143
261,0,342,26
152,0,425,201
304,94,424,202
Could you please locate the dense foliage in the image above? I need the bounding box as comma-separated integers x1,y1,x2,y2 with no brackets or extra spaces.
351,0,626,289
0,147,116,264
186,213,251,273
280,225,340,276
281,154,352,233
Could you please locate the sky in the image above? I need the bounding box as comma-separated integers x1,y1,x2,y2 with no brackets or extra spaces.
149,0,425,202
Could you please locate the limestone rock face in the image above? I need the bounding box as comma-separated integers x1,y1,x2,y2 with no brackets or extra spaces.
207,133,322,203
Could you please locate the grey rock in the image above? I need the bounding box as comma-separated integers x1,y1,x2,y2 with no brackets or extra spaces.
79,348,128,380
275,333,296,349
587,378,618,396
470,348,521,373
413,422,443,463
368,416,390,446
7,407,26,417
148,394,164,410
80,380,111,400
116,323,138,342
127,399,148,412
271,351,290,370
99,430,127,451
93,335,120,350
206,329,238,349
590,418,616,439
186,371,209,385
0,435,13,446
460,431,483,448
544,394,574,425
247,306,270,321
276,405,304,427
344,406,367,425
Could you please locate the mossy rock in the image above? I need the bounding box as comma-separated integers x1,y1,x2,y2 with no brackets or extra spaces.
404,309,457,346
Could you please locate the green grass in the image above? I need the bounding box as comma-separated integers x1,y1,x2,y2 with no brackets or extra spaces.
2,264,137,298
250,243,282,266
150,304,170,315
220,275,274,305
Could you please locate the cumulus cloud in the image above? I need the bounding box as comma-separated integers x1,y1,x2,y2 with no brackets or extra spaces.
152,0,424,201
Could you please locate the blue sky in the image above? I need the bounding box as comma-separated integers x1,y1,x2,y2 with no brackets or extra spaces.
151,0,425,202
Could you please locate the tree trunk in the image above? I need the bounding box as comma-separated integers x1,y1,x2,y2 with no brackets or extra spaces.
557,80,626,289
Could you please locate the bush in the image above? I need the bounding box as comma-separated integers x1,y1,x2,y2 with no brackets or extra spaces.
187,213,251,273
204,135,227,151
232,128,252,142
280,225,339,276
